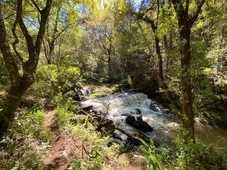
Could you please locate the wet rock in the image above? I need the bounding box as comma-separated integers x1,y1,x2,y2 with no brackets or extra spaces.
135,108,141,114
108,138,125,147
113,130,128,141
125,115,136,125
111,129,151,147
81,105,93,113
125,116,153,132
149,102,159,112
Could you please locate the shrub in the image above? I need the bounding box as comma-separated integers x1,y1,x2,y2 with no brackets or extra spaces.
25,64,82,106
11,108,52,141
137,138,164,170
0,108,51,169
173,128,227,170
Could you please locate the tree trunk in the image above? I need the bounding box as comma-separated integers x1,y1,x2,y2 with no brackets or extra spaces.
171,0,206,142
107,49,112,82
180,27,195,141
136,1,180,110
155,36,180,109
0,76,33,137
0,0,52,139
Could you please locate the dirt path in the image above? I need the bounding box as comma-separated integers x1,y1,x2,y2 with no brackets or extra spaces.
42,110,145,170
43,111,84,170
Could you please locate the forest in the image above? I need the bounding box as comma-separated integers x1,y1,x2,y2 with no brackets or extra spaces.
0,0,227,169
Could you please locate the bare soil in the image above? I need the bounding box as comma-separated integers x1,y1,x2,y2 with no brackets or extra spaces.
42,110,145,170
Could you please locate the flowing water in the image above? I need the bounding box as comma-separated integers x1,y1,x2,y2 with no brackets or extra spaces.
195,118,227,153
80,92,227,152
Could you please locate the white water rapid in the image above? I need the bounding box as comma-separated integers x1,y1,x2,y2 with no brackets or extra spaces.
81,92,180,147
80,91,227,153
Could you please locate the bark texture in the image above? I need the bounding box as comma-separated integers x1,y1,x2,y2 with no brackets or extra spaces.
0,0,52,139
172,0,206,141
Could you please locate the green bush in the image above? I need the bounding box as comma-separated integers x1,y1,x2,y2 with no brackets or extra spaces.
173,128,227,170
0,135,45,170
136,138,164,170
11,109,52,141
25,64,82,105
0,108,51,170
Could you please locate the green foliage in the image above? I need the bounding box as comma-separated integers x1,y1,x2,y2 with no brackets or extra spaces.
157,5,175,39
69,121,118,170
137,138,164,170
0,135,45,170
55,109,118,169
173,127,227,170
54,93,119,169
70,120,118,160
55,93,76,129
88,85,117,99
11,109,51,141
0,108,51,169
26,64,82,105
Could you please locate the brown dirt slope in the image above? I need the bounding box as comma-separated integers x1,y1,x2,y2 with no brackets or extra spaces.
42,110,144,170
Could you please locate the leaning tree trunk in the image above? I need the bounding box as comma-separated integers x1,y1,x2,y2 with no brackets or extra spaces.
0,76,34,137
0,0,52,139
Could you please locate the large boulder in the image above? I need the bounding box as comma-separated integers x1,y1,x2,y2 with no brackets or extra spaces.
125,115,153,132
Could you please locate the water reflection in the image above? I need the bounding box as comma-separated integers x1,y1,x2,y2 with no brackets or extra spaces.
195,118,227,154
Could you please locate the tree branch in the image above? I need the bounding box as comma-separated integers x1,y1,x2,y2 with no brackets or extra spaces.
143,6,153,14
141,15,157,32
35,0,53,56
17,0,35,59
31,0,41,13
135,4,157,32
185,0,190,15
171,0,186,23
189,0,206,25
12,0,23,63
0,2,20,83
156,0,160,29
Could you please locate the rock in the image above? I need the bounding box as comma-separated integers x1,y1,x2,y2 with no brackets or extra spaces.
149,102,159,112
96,119,115,134
80,103,93,112
82,106,93,112
134,116,153,132
108,138,125,147
135,108,141,114
125,115,136,125
125,116,153,132
113,130,128,141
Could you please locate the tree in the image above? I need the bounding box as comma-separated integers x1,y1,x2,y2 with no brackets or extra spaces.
0,0,53,138
79,0,125,82
171,0,206,140
43,0,80,64
135,0,180,109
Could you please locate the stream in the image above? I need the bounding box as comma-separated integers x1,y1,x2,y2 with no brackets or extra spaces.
80,91,227,153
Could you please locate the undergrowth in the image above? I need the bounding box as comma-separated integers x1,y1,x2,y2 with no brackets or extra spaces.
172,128,227,170
1,93,226,170
55,94,120,169
0,108,51,170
